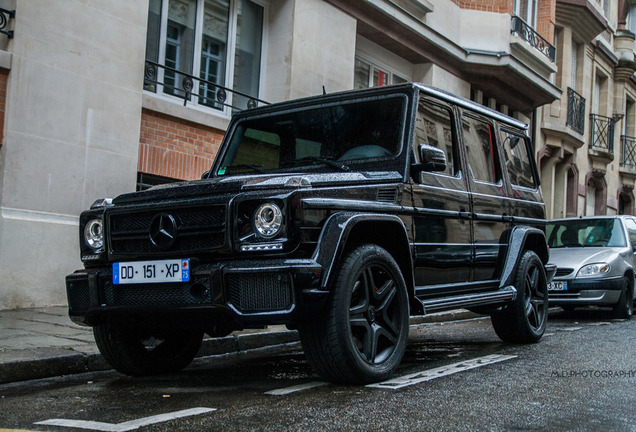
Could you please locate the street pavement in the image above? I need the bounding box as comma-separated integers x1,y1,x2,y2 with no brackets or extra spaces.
0,306,476,384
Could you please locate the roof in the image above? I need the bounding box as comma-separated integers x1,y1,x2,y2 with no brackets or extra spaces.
237,83,528,131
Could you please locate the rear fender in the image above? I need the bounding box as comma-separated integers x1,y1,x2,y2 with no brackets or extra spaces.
498,226,549,289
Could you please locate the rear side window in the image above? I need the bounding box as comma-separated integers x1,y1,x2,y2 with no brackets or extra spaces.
462,115,499,184
500,129,536,189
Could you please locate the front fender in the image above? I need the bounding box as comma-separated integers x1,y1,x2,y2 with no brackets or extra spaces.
311,212,412,291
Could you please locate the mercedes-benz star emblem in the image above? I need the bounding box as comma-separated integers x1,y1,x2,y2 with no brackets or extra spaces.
149,213,177,249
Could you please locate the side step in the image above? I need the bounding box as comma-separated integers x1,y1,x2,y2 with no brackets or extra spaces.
417,286,517,314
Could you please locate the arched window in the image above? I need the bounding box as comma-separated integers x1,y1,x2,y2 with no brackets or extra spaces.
585,170,607,215
618,185,635,215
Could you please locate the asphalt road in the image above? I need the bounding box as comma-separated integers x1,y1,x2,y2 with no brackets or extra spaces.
1,309,635,432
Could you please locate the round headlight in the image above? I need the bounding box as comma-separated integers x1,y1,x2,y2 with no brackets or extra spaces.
84,219,104,250
254,203,283,238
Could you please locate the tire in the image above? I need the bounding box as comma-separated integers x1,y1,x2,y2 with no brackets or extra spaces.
93,322,204,376
298,244,410,384
611,276,633,320
491,250,548,343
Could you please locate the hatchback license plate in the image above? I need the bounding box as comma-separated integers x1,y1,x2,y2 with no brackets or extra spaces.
548,281,567,291
113,259,190,285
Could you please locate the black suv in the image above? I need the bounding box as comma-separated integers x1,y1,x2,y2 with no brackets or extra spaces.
66,83,553,384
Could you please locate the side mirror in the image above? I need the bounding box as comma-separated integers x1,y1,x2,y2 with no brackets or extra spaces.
201,170,211,179
411,144,447,177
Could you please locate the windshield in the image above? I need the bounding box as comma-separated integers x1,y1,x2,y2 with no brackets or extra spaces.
546,218,626,248
215,96,406,176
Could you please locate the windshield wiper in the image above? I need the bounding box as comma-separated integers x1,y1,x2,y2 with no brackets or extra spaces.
296,156,350,172
223,164,266,174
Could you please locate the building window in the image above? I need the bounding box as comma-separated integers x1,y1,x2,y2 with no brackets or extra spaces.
354,56,408,89
586,171,607,215
514,0,538,28
145,0,264,112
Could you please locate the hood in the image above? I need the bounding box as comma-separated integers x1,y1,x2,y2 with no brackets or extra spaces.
548,247,623,269
113,171,403,205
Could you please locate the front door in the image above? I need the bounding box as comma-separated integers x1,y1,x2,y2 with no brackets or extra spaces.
410,96,472,296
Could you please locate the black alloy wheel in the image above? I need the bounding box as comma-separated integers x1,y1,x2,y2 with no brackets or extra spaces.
299,244,409,384
94,322,204,376
491,250,548,343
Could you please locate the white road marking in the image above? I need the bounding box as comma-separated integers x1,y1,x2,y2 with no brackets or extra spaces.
367,354,518,390
35,407,215,432
264,381,328,396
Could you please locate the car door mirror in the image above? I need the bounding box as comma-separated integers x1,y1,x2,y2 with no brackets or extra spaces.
411,144,447,177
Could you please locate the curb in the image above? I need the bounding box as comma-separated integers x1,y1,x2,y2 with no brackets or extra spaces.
0,310,479,385
0,329,301,385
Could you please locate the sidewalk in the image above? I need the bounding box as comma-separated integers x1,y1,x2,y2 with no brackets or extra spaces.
0,306,477,385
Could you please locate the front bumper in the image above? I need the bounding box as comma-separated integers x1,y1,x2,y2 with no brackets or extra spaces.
66,259,326,328
548,275,623,306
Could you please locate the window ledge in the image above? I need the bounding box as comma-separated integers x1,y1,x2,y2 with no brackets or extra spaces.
142,92,231,132
0,49,11,70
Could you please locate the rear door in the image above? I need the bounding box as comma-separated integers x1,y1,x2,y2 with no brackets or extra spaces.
459,111,509,283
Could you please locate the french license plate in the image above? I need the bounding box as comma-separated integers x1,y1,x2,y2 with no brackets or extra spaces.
112,259,190,285
548,281,567,291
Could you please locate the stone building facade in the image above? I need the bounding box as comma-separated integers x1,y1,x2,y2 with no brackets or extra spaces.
0,0,634,308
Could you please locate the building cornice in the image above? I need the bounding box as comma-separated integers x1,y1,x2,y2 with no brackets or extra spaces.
555,0,608,43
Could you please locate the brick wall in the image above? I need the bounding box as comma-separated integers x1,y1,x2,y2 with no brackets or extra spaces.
451,0,513,14
536,0,555,42
139,109,224,180
0,69,8,148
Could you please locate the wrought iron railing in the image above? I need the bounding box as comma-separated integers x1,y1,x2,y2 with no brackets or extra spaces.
0,7,15,39
590,114,615,154
511,15,555,62
144,60,268,111
566,87,585,134
621,135,636,170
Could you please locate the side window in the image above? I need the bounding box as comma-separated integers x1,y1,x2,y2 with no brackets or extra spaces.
624,218,636,247
415,98,455,176
500,129,537,189
462,115,499,184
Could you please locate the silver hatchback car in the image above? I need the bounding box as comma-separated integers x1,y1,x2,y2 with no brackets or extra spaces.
546,216,635,319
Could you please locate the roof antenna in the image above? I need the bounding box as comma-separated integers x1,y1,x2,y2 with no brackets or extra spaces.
322,86,327,96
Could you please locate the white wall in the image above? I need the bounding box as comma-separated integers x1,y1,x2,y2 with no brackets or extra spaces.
289,0,356,98
0,0,149,308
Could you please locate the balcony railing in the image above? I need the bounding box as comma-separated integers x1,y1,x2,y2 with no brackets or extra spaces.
0,7,15,39
144,60,269,112
511,15,555,62
566,88,585,134
621,135,636,170
590,114,615,154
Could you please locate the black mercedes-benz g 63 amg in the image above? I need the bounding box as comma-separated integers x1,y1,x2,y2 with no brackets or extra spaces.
66,83,553,384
